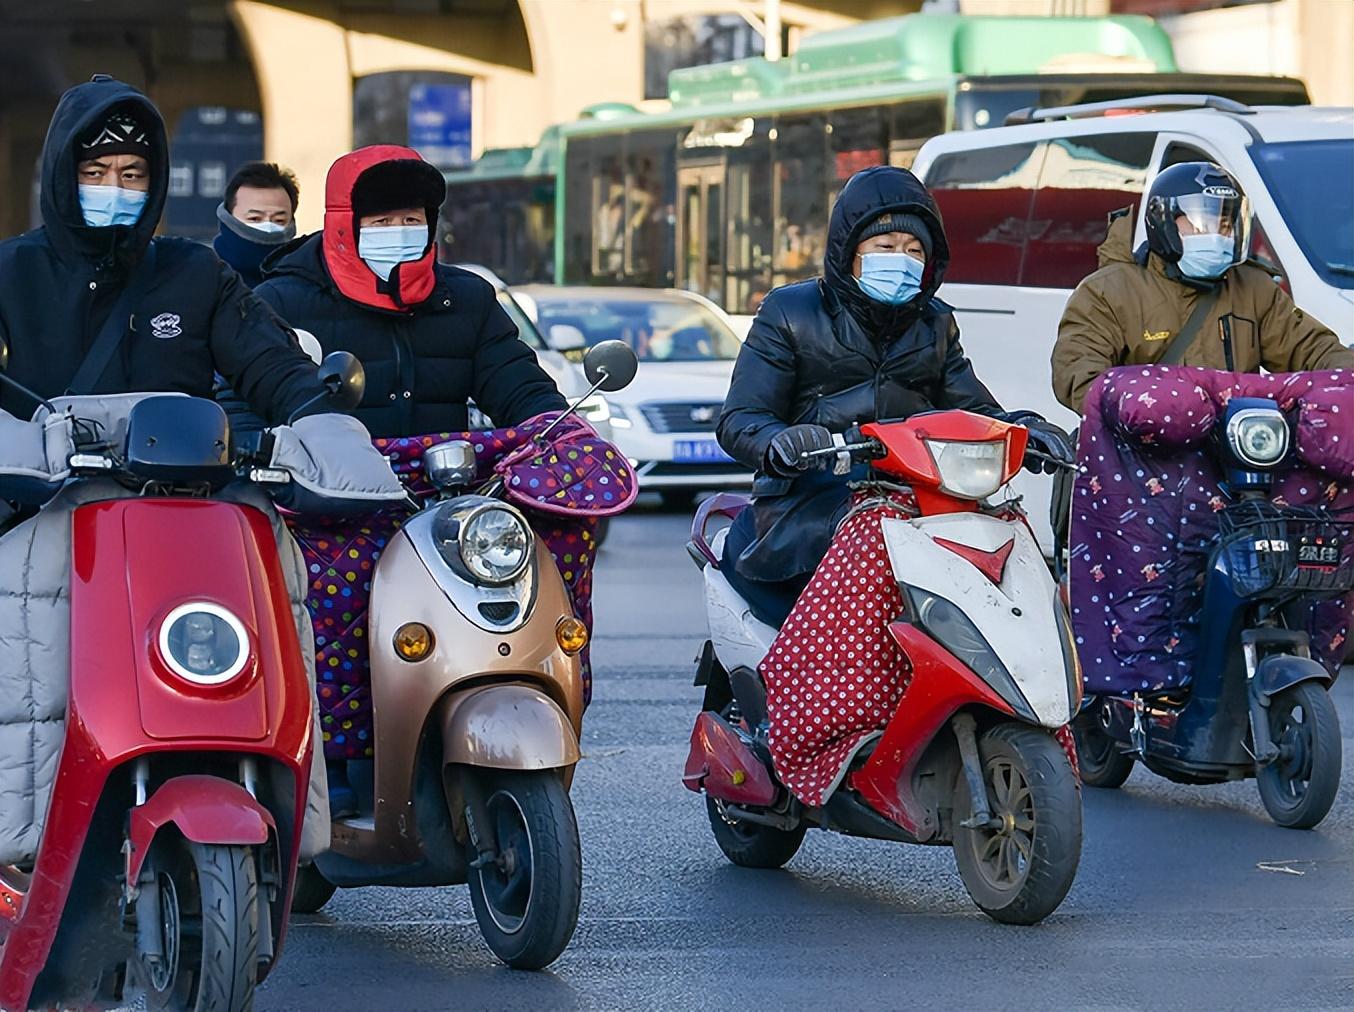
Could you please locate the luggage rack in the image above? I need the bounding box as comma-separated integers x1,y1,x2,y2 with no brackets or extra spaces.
1005,93,1254,127
1218,500,1353,597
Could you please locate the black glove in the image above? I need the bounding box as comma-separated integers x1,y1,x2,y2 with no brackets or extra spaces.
1018,416,1076,475
765,424,836,477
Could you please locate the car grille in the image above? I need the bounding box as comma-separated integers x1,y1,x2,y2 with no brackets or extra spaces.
640,402,723,434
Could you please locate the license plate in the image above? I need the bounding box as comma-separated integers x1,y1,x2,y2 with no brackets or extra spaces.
672,439,733,464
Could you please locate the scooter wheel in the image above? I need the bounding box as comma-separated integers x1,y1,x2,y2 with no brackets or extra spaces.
705,795,806,869
1071,707,1134,789
953,723,1082,926
1256,681,1342,830
291,862,337,914
139,840,260,1012
465,770,582,970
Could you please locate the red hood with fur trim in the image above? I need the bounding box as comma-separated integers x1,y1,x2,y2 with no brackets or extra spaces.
323,144,437,311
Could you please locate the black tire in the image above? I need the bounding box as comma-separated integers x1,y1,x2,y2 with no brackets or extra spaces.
290,862,337,914
705,795,806,869
1256,681,1342,830
139,841,259,1012
1072,707,1134,789
953,723,1082,926
465,770,581,970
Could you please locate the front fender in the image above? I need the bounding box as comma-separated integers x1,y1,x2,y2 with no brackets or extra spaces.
1252,654,1333,705
126,775,274,884
439,684,580,771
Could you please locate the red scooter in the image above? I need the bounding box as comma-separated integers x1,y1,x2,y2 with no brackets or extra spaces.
685,411,1083,923
0,348,362,1009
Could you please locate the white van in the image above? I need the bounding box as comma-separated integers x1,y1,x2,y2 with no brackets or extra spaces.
912,96,1354,549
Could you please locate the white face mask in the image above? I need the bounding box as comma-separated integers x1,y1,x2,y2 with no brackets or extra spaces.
250,220,288,235
358,224,427,281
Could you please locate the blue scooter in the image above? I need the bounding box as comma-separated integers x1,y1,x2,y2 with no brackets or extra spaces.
1070,388,1349,829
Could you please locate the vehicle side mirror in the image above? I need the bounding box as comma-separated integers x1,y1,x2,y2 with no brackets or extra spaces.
425,439,477,490
318,351,365,410
548,324,588,352
0,335,8,372
583,339,638,392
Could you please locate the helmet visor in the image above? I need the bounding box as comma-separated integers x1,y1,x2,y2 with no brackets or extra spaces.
1174,192,1252,265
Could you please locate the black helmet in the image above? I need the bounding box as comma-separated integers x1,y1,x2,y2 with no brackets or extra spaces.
1144,161,1250,275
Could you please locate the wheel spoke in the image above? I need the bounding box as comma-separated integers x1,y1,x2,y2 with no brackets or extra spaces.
980,833,1003,862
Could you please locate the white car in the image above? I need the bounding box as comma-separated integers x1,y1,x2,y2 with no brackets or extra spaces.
911,97,1354,550
510,285,752,506
455,264,613,443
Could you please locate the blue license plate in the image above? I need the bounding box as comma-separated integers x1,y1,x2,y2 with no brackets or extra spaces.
672,440,733,463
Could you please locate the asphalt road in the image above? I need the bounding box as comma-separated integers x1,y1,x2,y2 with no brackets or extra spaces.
260,506,1354,1011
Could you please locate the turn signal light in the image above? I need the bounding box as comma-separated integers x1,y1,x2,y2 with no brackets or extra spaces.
393,622,434,662
556,616,589,655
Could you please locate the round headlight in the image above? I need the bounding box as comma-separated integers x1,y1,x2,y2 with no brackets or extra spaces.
460,506,532,584
1227,410,1289,468
159,603,249,685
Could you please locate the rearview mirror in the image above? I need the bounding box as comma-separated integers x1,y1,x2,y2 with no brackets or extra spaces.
583,340,638,393
0,335,8,372
318,351,365,410
548,324,588,352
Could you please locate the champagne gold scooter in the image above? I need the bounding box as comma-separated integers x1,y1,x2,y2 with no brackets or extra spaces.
291,342,638,970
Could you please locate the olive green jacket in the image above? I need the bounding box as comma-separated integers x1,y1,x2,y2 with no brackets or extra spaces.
1052,215,1353,413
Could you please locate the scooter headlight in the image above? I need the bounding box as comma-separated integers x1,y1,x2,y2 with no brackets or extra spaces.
905,587,1036,721
158,602,249,685
923,439,1007,500
1226,409,1289,468
457,505,532,584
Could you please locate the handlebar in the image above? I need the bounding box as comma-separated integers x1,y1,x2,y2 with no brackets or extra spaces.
798,438,883,463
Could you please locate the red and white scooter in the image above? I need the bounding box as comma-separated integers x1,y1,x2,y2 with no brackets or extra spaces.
684,411,1083,924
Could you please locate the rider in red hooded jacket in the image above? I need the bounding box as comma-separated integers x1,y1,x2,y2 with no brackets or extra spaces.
255,145,565,439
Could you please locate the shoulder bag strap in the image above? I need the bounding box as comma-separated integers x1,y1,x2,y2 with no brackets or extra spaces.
65,242,159,396
1155,286,1220,367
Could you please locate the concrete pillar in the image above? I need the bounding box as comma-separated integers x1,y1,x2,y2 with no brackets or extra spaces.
229,1,352,232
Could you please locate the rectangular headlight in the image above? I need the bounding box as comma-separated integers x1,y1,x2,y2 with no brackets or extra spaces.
923,438,1007,500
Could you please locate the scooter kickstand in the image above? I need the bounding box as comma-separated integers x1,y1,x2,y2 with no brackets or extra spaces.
952,713,998,830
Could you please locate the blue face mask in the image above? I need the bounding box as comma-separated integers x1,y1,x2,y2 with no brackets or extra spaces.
358,225,428,281
856,251,925,305
1177,233,1235,280
78,184,148,228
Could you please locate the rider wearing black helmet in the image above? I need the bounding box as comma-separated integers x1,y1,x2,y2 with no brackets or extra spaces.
1052,161,1352,413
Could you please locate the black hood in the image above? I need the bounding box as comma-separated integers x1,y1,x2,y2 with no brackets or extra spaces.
38,76,168,270
823,165,950,338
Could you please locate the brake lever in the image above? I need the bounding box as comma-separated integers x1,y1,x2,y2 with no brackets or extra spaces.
1025,448,1078,473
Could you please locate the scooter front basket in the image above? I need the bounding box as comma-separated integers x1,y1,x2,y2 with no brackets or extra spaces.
1218,501,1353,598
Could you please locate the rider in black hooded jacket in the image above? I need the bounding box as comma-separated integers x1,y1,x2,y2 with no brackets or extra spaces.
0,77,324,425
717,166,1070,625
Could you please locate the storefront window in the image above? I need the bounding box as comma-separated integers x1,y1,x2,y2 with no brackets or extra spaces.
353,71,473,170
772,115,827,287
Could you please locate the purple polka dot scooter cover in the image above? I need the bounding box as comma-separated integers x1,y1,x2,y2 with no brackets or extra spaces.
1070,366,1352,697
288,414,637,761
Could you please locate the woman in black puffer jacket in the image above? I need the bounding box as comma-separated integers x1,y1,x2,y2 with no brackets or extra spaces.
716,165,1070,626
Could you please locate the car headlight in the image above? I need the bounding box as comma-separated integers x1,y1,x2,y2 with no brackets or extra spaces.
923,438,1007,500
1226,408,1289,468
577,393,611,425
906,587,1036,721
446,504,532,584
158,602,249,685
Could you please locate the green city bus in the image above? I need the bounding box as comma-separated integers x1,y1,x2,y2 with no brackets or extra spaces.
440,13,1307,317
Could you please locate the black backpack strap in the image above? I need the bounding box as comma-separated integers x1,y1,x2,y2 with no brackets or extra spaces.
65,242,158,396
1155,286,1220,367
